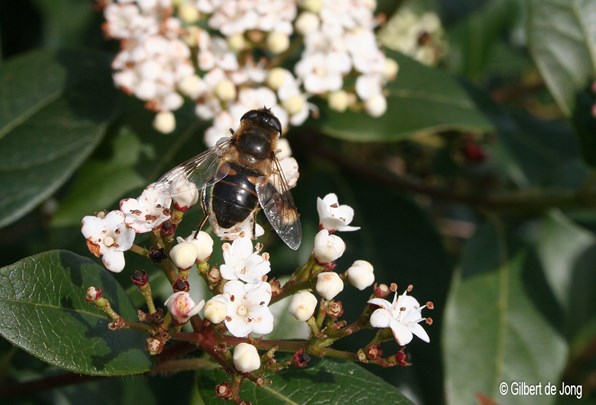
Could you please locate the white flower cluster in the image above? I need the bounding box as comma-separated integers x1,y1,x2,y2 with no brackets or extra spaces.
288,193,374,322
100,0,397,139
204,236,274,337
378,7,446,66
81,179,200,272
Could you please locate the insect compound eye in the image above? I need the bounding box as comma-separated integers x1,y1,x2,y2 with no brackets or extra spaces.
267,115,282,134
241,108,282,134
240,109,260,122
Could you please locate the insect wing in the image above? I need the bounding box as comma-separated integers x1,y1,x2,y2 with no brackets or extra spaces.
256,158,301,250
155,138,232,197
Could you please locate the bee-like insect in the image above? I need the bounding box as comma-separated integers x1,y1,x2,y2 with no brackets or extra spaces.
157,108,301,250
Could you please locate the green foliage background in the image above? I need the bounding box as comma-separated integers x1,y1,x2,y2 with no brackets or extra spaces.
0,0,594,404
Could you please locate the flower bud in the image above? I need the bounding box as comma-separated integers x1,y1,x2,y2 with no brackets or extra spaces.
153,111,176,134
169,241,199,269
203,298,227,324
328,90,350,112
383,59,399,79
178,3,200,23
188,231,214,262
295,11,319,35
164,291,204,323
313,229,346,263
172,184,199,211
178,75,205,98
233,343,261,373
85,286,102,302
282,94,306,115
364,94,387,117
288,291,318,321
316,272,344,300
267,32,290,54
267,67,290,90
227,33,246,52
301,0,322,13
215,79,236,101
346,260,375,290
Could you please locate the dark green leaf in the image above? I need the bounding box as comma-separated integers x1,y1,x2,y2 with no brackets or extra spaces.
319,52,493,142
0,250,152,376
197,359,412,404
52,129,148,226
443,222,567,405
444,0,521,78
527,0,596,116
0,49,118,228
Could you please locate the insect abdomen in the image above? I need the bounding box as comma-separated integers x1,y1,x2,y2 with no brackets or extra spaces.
211,163,260,229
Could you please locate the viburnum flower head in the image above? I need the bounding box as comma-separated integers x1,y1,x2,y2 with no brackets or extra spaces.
220,237,271,284
317,193,360,232
368,288,430,346
81,210,135,272
164,291,205,324
210,280,274,337
120,183,172,233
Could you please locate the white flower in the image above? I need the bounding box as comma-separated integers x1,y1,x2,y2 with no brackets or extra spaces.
210,280,274,337
220,237,271,284
165,291,205,324
346,260,374,290
233,343,261,373
315,272,344,300
81,210,135,272
203,298,228,324
169,241,199,269
313,229,346,263
289,290,318,321
120,184,172,233
317,193,359,232
368,289,430,346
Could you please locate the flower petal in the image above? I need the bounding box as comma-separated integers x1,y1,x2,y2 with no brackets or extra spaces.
389,319,414,346
369,308,391,328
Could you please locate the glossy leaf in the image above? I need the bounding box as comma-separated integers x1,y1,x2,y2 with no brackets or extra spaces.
0,250,152,376
0,49,117,228
197,358,412,404
527,0,596,116
318,52,493,142
52,129,148,226
444,0,521,78
443,222,567,405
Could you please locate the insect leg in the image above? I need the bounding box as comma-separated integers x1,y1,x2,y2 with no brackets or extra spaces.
196,187,210,234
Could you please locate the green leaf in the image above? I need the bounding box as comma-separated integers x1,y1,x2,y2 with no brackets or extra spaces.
0,250,152,376
527,0,596,116
532,211,596,338
443,222,567,405
318,52,493,142
444,0,522,78
0,49,118,228
197,359,412,404
52,129,148,226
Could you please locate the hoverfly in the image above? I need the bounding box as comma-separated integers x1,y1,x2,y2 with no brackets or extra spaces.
157,108,301,250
